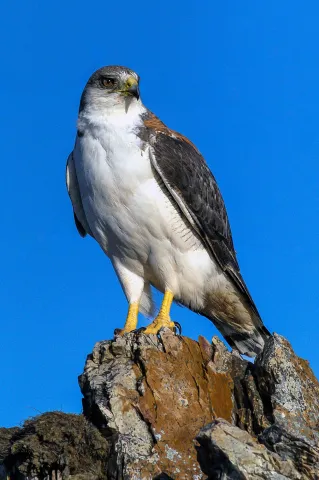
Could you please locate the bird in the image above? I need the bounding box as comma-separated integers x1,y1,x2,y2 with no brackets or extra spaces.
66,65,270,357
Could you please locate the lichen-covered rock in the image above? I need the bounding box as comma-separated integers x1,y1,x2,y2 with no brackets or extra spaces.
210,336,271,436
0,412,109,480
78,330,319,479
256,334,319,479
196,418,303,480
79,329,238,480
1,330,318,480
0,427,19,460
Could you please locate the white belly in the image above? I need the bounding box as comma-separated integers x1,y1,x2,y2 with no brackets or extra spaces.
74,127,220,306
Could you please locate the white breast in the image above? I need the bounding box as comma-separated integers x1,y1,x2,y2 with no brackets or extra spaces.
73,103,218,304
74,106,154,255
76,104,199,245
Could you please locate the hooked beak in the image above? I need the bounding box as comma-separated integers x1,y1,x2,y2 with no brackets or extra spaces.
121,76,140,100
127,82,140,100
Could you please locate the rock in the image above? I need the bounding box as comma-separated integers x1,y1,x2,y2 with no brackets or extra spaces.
256,334,319,479
79,329,238,479
196,334,319,479
211,336,270,437
196,418,303,480
0,412,109,480
0,427,19,460
1,330,318,480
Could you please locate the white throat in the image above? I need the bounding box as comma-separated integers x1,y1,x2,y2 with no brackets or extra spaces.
78,88,146,134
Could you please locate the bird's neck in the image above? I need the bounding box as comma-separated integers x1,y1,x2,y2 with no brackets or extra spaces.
78,99,146,133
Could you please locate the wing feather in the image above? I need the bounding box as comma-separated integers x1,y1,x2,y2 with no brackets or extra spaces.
66,152,92,237
141,112,260,316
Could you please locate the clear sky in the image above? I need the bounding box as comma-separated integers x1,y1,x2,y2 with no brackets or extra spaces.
1,1,318,428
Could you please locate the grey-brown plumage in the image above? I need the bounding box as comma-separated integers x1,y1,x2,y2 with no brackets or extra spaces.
66,65,270,357
138,111,270,354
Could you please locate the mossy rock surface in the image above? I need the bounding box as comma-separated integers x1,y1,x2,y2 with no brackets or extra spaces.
0,411,109,480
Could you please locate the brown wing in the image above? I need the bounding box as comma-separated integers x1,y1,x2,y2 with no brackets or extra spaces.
140,111,260,317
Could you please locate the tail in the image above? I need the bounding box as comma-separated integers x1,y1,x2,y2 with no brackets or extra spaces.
210,315,271,357
201,288,271,357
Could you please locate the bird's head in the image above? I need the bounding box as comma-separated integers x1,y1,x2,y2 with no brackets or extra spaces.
79,65,141,113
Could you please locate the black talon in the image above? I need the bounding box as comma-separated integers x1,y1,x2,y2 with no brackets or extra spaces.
173,322,182,335
114,328,122,336
157,323,182,336
132,327,146,334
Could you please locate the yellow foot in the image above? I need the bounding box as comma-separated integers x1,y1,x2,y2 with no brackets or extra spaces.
117,327,135,336
143,314,176,334
116,303,139,336
143,290,175,334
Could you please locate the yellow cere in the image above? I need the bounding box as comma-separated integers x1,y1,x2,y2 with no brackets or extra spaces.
125,76,138,88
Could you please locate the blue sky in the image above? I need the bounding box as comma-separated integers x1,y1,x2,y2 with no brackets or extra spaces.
1,1,318,427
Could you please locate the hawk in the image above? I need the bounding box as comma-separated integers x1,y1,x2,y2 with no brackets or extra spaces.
66,65,270,357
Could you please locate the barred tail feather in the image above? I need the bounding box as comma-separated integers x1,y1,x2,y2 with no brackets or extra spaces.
210,315,271,357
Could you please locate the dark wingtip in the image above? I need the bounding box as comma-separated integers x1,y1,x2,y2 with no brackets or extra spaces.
74,213,87,237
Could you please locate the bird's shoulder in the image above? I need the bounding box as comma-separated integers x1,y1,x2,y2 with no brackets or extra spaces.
139,110,199,152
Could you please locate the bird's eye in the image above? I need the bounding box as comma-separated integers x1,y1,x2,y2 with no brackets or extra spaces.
101,77,115,88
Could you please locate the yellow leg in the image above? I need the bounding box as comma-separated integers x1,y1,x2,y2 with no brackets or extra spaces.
118,302,139,335
143,290,175,334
